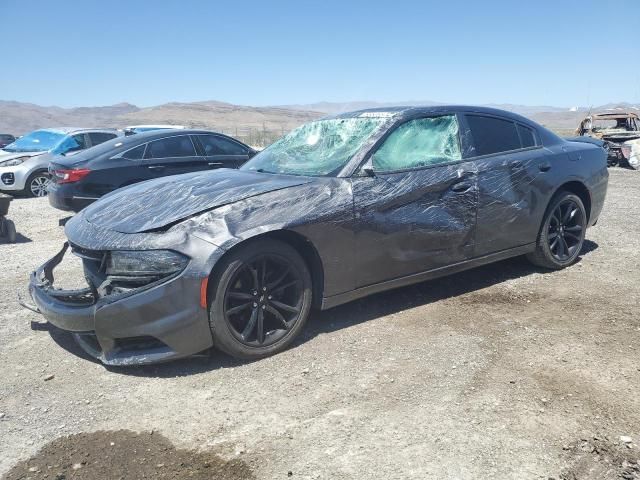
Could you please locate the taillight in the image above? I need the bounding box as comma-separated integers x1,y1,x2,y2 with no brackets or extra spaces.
54,168,91,184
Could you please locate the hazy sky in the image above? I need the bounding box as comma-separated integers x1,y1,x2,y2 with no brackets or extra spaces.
3,0,639,108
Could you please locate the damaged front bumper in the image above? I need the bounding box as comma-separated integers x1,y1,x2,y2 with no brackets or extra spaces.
26,242,214,366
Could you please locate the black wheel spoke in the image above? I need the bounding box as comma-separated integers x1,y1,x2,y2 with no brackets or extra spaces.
564,232,581,242
256,309,265,344
563,205,575,223
245,264,259,290
548,231,558,240
226,302,252,315
228,291,254,301
556,235,566,258
260,258,267,286
241,307,259,340
266,305,290,329
271,299,300,314
267,266,290,290
271,279,298,294
565,225,582,233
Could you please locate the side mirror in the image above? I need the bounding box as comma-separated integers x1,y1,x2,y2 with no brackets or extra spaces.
361,160,375,177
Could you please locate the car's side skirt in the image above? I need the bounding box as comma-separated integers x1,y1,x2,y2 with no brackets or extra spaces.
320,243,536,310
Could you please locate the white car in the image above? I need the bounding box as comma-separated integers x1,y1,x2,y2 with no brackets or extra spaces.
0,128,122,197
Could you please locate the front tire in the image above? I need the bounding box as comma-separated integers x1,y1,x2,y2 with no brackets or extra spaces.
526,191,587,269
24,171,50,197
208,238,313,360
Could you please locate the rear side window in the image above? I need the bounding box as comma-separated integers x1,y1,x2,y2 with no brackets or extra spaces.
197,134,247,155
466,115,521,156
121,144,146,160
146,136,196,158
516,124,536,148
89,132,117,146
372,115,462,172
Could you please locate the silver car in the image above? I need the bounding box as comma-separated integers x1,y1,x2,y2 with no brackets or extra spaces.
0,128,122,197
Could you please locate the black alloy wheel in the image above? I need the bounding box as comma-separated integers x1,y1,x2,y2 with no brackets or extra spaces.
527,191,587,269
209,239,312,359
547,198,585,262
224,254,303,347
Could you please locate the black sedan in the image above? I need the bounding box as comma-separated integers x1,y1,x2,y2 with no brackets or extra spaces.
47,129,256,212
0,134,16,148
26,106,608,365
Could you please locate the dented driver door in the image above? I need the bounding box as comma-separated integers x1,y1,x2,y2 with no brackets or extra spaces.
351,114,478,289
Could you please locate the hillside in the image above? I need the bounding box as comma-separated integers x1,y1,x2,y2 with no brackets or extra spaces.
1,99,639,143
0,100,323,146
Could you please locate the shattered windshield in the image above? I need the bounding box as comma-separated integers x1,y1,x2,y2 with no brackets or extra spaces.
241,117,386,176
2,130,66,153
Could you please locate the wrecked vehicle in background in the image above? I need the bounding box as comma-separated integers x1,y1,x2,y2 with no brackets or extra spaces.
24,106,608,365
576,112,640,169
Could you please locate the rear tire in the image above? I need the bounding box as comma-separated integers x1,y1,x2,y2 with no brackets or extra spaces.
208,238,313,360
526,191,587,269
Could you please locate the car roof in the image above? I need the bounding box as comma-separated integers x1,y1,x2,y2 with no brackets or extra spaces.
125,128,220,141
330,105,539,126
39,127,119,134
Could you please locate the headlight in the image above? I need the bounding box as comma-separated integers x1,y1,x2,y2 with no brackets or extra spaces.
0,156,29,167
106,250,189,277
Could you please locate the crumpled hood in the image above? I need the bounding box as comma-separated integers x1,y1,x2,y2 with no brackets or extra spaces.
0,149,45,164
81,169,313,234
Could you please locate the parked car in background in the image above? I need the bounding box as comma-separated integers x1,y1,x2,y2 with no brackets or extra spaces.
28,106,608,365
0,128,122,197
576,112,640,169
123,125,186,136
0,134,16,148
48,129,256,212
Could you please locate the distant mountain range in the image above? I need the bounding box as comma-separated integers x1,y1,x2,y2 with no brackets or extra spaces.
0,100,322,137
1,99,639,137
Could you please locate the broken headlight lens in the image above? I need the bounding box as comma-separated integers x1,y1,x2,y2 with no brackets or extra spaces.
106,250,189,277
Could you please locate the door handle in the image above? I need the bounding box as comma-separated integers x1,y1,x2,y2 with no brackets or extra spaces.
538,161,551,172
451,181,472,193
510,160,524,170
147,165,165,170
208,162,224,166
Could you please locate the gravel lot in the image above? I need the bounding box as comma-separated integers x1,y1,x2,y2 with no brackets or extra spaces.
1,169,639,479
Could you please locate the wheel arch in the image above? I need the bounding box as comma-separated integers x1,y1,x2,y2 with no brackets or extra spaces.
551,180,592,222
205,229,325,310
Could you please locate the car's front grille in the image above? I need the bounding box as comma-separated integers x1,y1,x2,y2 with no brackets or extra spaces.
1,173,15,185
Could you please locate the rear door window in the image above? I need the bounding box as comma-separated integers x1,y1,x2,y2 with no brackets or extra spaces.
89,132,117,146
466,115,521,156
197,134,247,155
121,144,146,160
516,124,536,148
145,136,197,158
372,115,461,172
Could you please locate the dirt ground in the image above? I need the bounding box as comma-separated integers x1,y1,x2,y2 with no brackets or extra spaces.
0,168,639,480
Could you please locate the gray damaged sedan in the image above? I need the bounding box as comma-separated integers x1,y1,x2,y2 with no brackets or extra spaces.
25,106,608,365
